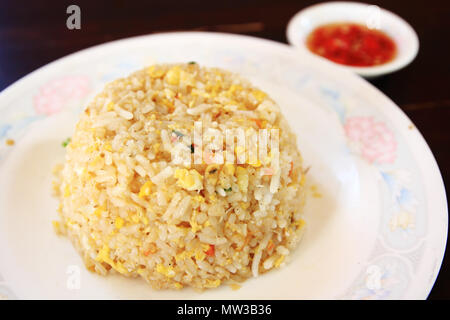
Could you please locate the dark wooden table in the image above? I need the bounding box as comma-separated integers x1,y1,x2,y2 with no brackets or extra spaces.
0,0,449,299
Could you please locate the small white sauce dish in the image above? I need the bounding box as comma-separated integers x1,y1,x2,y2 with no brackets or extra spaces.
286,1,420,78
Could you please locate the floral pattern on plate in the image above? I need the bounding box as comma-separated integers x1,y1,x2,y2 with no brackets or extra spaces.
344,116,397,164
33,76,91,115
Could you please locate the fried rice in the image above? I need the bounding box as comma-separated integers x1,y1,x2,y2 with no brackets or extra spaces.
52,63,306,290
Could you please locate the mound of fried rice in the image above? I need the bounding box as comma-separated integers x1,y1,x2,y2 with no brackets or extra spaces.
52,63,306,290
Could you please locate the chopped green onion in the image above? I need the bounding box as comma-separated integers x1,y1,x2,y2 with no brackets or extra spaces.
224,187,232,192
172,130,184,137
62,137,71,147
188,61,197,65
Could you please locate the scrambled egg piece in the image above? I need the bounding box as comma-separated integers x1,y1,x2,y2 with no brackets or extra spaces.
165,66,181,85
113,261,127,274
95,244,128,274
52,221,62,235
104,143,112,152
230,283,242,291
156,264,176,278
89,155,103,167
147,65,165,78
248,159,262,167
295,218,306,230
226,84,243,98
190,210,202,233
193,195,205,203
153,143,160,153
240,202,249,209
236,167,249,193
96,245,112,263
235,146,245,156
223,163,235,176
106,102,114,112
115,217,124,229
175,250,192,262
174,282,184,289
251,89,267,102
195,250,206,262
136,268,146,276
138,181,153,198
274,255,285,268
130,209,149,225
63,185,71,197
174,168,203,191
205,279,221,288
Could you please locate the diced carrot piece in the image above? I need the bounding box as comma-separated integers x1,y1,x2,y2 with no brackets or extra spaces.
205,244,215,257
267,240,275,251
251,118,263,129
144,243,157,256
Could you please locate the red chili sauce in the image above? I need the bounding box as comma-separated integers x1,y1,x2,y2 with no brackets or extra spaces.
306,23,397,67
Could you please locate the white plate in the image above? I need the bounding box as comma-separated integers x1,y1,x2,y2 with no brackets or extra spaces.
0,32,446,300
286,2,420,78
